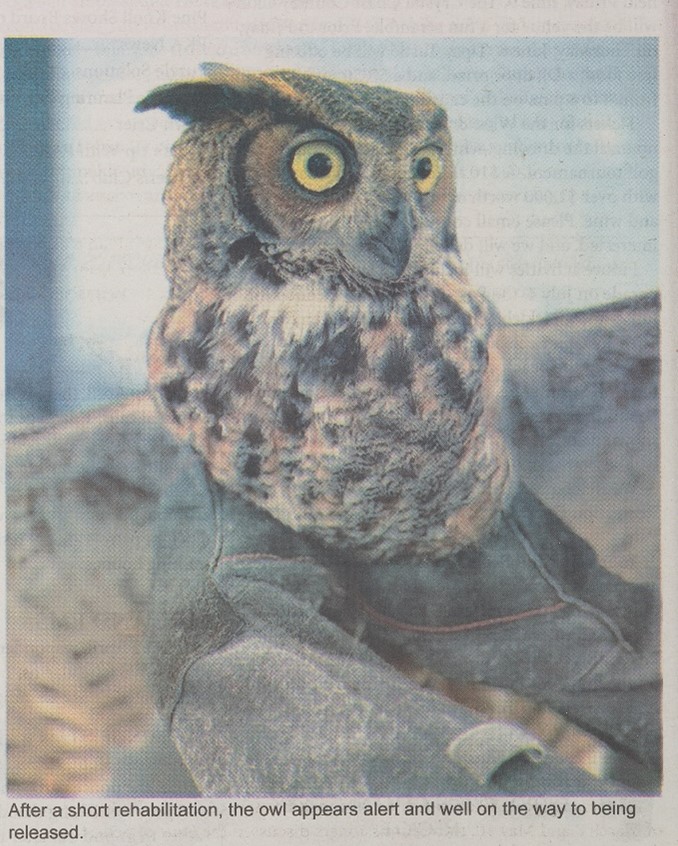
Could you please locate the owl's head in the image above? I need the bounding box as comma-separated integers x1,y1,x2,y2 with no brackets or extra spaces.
137,64,459,300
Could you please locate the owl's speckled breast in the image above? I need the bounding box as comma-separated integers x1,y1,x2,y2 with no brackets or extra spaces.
148,262,512,564
139,61,516,561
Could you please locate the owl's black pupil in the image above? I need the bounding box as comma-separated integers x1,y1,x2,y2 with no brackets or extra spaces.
416,157,433,180
307,152,333,178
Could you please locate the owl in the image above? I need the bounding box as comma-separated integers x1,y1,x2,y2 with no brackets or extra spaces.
137,64,512,565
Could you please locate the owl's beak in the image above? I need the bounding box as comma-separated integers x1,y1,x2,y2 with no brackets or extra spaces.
350,197,413,282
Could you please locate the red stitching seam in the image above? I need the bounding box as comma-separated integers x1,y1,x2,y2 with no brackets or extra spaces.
355,596,568,634
216,554,568,633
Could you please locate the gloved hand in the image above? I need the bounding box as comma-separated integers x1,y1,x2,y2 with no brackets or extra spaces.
147,450,658,796
349,483,660,771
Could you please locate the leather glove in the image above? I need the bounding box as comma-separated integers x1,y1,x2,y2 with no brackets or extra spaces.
147,451,653,796
349,483,660,771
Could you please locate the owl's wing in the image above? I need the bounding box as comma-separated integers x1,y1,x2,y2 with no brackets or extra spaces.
498,291,659,584
5,293,659,794
6,395,180,794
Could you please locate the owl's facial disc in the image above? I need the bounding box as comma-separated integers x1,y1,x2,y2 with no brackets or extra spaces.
284,131,415,282
242,121,451,285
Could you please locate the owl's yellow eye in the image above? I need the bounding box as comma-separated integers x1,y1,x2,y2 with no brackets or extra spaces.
412,147,443,194
290,141,345,193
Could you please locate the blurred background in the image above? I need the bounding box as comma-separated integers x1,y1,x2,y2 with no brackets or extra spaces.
6,37,658,421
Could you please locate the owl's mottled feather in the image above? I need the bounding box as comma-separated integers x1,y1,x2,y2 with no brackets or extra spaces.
149,266,509,562
141,64,512,563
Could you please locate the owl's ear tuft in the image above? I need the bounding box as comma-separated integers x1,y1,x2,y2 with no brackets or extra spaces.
201,64,304,103
135,82,239,124
136,65,309,125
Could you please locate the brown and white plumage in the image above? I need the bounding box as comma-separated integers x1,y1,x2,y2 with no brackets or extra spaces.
6,398,173,794
139,64,512,563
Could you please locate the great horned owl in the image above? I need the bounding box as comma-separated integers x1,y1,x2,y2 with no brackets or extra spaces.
5,63,659,796
137,63,512,565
